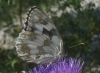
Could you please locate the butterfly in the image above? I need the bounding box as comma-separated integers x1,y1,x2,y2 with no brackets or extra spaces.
15,6,63,64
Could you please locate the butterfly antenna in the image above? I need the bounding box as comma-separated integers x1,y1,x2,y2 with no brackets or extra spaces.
69,43,85,48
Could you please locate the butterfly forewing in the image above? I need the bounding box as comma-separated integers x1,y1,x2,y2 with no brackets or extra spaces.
15,6,63,64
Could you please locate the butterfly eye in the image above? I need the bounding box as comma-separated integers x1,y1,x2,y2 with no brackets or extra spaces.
23,45,28,48
24,50,29,53
29,34,35,40
30,36,35,40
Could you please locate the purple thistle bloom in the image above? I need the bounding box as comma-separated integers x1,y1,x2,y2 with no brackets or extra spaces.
26,58,84,73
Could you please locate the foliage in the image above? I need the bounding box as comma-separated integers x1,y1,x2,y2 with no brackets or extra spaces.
0,0,100,73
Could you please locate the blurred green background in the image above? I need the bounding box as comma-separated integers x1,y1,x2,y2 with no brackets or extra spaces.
0,0,100,73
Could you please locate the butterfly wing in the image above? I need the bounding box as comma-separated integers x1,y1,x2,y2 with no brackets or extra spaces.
15,6,63,64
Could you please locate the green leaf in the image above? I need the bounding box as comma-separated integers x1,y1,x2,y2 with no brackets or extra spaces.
11,59,17,69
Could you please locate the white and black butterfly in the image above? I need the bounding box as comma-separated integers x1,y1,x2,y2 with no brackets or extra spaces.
15,6,63,64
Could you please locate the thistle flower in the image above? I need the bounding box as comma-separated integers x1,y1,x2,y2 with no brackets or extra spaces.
26,58,84,73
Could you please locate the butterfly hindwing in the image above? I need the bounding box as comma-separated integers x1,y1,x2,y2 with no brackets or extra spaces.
15,6,63,64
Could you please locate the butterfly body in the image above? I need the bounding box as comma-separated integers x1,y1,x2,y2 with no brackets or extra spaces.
15,6,63,64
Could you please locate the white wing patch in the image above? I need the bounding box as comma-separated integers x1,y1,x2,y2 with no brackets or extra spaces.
15,6,63,64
